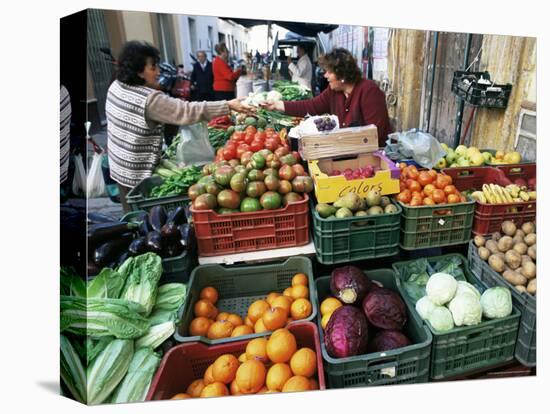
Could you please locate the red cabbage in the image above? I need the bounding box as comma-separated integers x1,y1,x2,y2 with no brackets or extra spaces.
368,330,412,353
330,266,371,305
324,305,369,358
362,288,407,330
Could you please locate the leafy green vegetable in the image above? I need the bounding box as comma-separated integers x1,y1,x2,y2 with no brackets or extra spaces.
135,321,175,349
152,283,187,312
60,267,86,298
150,165,202,198
60,335,87,404
87,267,127,299
86,336,115,365
273,80,313,100
433,256,467,281
148,308,178,325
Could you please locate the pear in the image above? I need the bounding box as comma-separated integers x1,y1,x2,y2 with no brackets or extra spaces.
445,148,457,165
367,206,384,215
365,189,381,207
436,158,447,169
316,203,337,218
339,192,362,211
455,145,468,157
469,152,485,167
379,196,391,208
335,207,353,218
482,152,493,164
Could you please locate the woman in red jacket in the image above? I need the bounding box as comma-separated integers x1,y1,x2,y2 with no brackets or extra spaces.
212,42,242,100
263,48,392,147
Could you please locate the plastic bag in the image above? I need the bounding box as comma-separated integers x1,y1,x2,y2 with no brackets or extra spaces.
87,151,106,198
385,129,445,169
71,154,86,196
175,122,215,166
288,114,339,138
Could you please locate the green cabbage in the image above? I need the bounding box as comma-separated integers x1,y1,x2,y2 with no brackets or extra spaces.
415,296,437,320
455,281,481,300
428,306,454,331
448,294,482,326
426,273,458,305
480,287,513,319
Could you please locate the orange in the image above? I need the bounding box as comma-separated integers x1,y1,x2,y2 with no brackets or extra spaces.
321,312,334,330
194,299,217,319
238,353,248,363
266,363,293,391
200,286,219,304
216,312,231,322
282,376,311,393
207,321,234,339
212,354,240,384
200,381,229,398
186,379,206,398
244,316,254,327
254,317,269,333
171,393,191,399
320,297,342,316
266,292,282,305
231,325,254,337
266,329,297,363
203,364,215,385
230,379,242,395
290,285,309,300
247,299,270,323
309,378,319,390
246,338,269,362
291,273,308,287
189,317,211,337
290,348,317,378
271,295,293,314
235,359,267,394
290,298,312,320
283,287,294,297
226,313,243,327
262,307,288,330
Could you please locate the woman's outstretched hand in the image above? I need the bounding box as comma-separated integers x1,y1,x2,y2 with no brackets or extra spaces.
260,100,285,112
228,98,256,115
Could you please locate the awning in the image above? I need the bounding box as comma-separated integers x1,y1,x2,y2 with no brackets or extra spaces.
221,17,338,37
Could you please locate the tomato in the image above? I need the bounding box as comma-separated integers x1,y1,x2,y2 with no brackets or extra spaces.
435,174,448,190
423,184,436,196
265,127,276,135
244,133,254,145
222,146,237,161
410,196,423,207
236,144,250,158
245,125,257,135
443,185,458,196
432,189,446,204
411,191,423,200
447,194,460,204
250,140,263,153
423,197,436,205
399,181,407,192
255,131,267,141
264,138,279,151
427,169,438,180
460,194,467,203
406,179,422,193
396,189,412,204
216,147,224,156
274,147,290,158
418,171,433,187
408,166,420,180
292,151,301,162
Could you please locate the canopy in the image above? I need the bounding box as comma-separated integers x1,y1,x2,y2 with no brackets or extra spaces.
221,17,338,37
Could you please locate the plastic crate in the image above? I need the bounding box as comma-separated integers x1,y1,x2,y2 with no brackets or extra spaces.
473,202,536,236
393,254,521,379
126,176,190,213
442,167,505,192
468,241,536,367
312,199,401,264
496,163,536,183
452,71,512,109
191,194,310,257
398,200,475,250
147,322,325,400
313,270,432,388
174,257,317,344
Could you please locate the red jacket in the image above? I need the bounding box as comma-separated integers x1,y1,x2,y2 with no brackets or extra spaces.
284,79,392,147
212,57,242,92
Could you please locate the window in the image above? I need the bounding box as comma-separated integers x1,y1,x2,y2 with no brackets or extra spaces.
208,25,214,55
188,17,198,55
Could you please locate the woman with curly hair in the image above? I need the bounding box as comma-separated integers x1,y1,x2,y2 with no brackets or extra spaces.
263,48,391,147
105,41,252,212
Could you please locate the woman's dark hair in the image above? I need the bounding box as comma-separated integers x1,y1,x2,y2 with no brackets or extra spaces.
117,41,160,86
215,42,228,55
318,48,362,85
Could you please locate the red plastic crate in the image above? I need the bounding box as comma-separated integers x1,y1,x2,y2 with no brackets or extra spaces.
496,163,536,186
473,202,536,235
191,194,310,257
146,322,326,401
442,167,505,191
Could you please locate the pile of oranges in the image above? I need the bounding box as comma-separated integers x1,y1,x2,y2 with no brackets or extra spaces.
188,273,313,339
395,164,467,207
319,296,344,329
171,328,320,399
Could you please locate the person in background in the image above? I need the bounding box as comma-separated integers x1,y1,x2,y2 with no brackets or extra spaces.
278,50,290,81
191,50,214,101
212,42,242,100
263,48,391,147
288,45,312,90
106,41,253,213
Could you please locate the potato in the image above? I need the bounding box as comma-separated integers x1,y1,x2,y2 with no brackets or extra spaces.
485,240,500,255
521,222,535,235
515,285,527,294
497,236,513,252
527,278,536,295
501,220,517,236
521,261,536,280
502,269,527,286
473,235,486,248
504,250,521,269
478,246,491,261
512,235,524,245
524,233,536,247
491,232,502,242
512,242,528,255
521,255,533,266
514,229,525,238
488,254,505,273
527,244,536,261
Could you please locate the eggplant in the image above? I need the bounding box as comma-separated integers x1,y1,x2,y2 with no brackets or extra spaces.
128,237,148,256
164,241,184,258
160,222,180,241
149,206,167,232
137,212,152,236
116,251,131,267
93,233,134,267
87,212,117,224
88,222,139,247
146,231,164,254
166,206,187,226
178,224,191,248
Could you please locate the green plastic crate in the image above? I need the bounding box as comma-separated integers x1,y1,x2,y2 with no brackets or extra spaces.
312,200,401,264
468,240,536,367
174,257,317,345
398,199,475,250
392,254,521,379
126,176,190,214
314,270,432,388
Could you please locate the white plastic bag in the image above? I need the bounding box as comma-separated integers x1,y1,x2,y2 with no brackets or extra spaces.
87,151,106,198
386,129,446,169
175,122,215,166
71,154,86,196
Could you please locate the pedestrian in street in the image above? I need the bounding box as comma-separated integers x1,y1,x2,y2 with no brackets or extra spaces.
191,50,214,101
288,45,313,90
212,42,242,100
106,41,253,213
263,47,391,147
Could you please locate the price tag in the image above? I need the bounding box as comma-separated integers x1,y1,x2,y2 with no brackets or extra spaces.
438,219,446,226
380,367,396,378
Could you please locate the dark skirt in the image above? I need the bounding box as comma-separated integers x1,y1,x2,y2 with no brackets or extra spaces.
214,91,236,101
